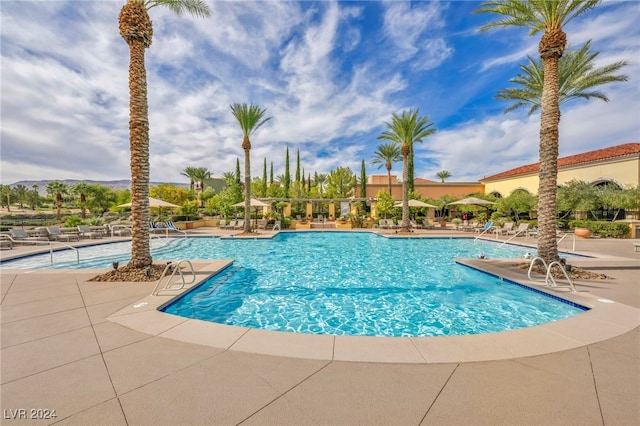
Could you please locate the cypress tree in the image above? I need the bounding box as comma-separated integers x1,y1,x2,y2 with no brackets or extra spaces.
360,159,367,198
295,148,301,183
284,147,290,197
270,161,274,184
262,158,268,196
235,158,241,184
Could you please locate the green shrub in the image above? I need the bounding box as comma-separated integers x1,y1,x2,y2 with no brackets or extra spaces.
64,216,83,227
568,220,629,238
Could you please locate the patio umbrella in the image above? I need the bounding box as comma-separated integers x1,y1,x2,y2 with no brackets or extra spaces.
232,199,270,229
232,198,270,208
447,197,496,220
447,197,496,207
393,199,438,208
117,197,181,222
116,197,181,209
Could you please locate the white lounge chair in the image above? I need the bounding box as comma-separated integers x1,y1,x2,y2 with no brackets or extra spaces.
507,223,530,236
47,226,79,241
77,225,103,239
108,224,131,237
165,221,187,236
494,222,514,236
9,228,49,244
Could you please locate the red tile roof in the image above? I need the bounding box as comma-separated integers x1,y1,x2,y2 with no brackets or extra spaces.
481,143,640,182
415,177,437,184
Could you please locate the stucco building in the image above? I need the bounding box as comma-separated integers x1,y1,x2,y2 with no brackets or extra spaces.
480,143,640,197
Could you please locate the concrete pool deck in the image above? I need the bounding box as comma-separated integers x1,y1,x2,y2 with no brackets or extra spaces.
1,228,639,425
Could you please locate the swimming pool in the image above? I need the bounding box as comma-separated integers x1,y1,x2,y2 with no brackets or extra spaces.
3,232,586,337
154,232,583,337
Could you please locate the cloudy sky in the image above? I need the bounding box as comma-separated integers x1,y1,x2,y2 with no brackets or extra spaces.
1,0,638,186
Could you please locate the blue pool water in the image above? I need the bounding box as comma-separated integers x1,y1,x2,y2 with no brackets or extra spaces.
3,232,586,337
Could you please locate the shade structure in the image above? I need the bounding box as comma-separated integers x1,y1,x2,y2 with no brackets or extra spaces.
447,197,496,206
393,199,437,208
117,197,180,209
232,198,270,208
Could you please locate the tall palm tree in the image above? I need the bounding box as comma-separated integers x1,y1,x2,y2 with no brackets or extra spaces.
378,109,436,232
436,170,452,183
2,185,12,212
371,142,401,195
46,181,68,221
119,0,210,269
71,183,91,219
181,166,198,191
476,0,600,263
497,40,628,115
314,173,327,197
190,166,211,206
230,103,272,234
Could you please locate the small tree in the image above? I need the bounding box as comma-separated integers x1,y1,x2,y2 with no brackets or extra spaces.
375,190,395,219
436,170,452,183
497,190,538,222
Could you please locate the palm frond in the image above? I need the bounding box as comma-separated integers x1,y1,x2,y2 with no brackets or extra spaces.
497,39,627,115
145,0,211,18
230,103,272,136
476,0,600,35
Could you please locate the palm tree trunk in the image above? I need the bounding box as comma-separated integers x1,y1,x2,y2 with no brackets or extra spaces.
401,152,410,231
56,194,62,221
127,38,152,268
243,136,252,233
386,166,392,195
537,30,564,263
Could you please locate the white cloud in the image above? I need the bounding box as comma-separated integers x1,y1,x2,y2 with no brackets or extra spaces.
381,0,453,70
1,1,638,189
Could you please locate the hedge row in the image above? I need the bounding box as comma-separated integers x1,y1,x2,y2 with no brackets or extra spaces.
568,220,630,238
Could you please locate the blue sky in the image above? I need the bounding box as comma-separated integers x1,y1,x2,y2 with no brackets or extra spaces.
1,0,639,186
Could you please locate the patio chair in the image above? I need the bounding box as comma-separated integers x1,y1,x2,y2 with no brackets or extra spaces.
234,220,245,230
0,234,14,250
272,220,281,231
9,228,49,243
108,224,131,237
422,219,436,229
410,219,423,229
494,222,514,236
461,221,479,232
77,225,103,239
634,243,640,252
507,223,530,237
224,219,237,229
474,221,494,234
165,221,186,233
47,226,79,242
218,219,227,229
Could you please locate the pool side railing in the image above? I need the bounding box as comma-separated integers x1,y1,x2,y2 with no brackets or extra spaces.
1,235,80,265
527,256,577,293
152,260,197,296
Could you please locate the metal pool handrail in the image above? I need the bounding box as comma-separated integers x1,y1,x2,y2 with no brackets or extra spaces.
527,256,576,293
151,260,196,296
1,235,80,265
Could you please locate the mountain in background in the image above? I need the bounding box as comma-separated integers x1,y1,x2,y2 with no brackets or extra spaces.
8,179,188,195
